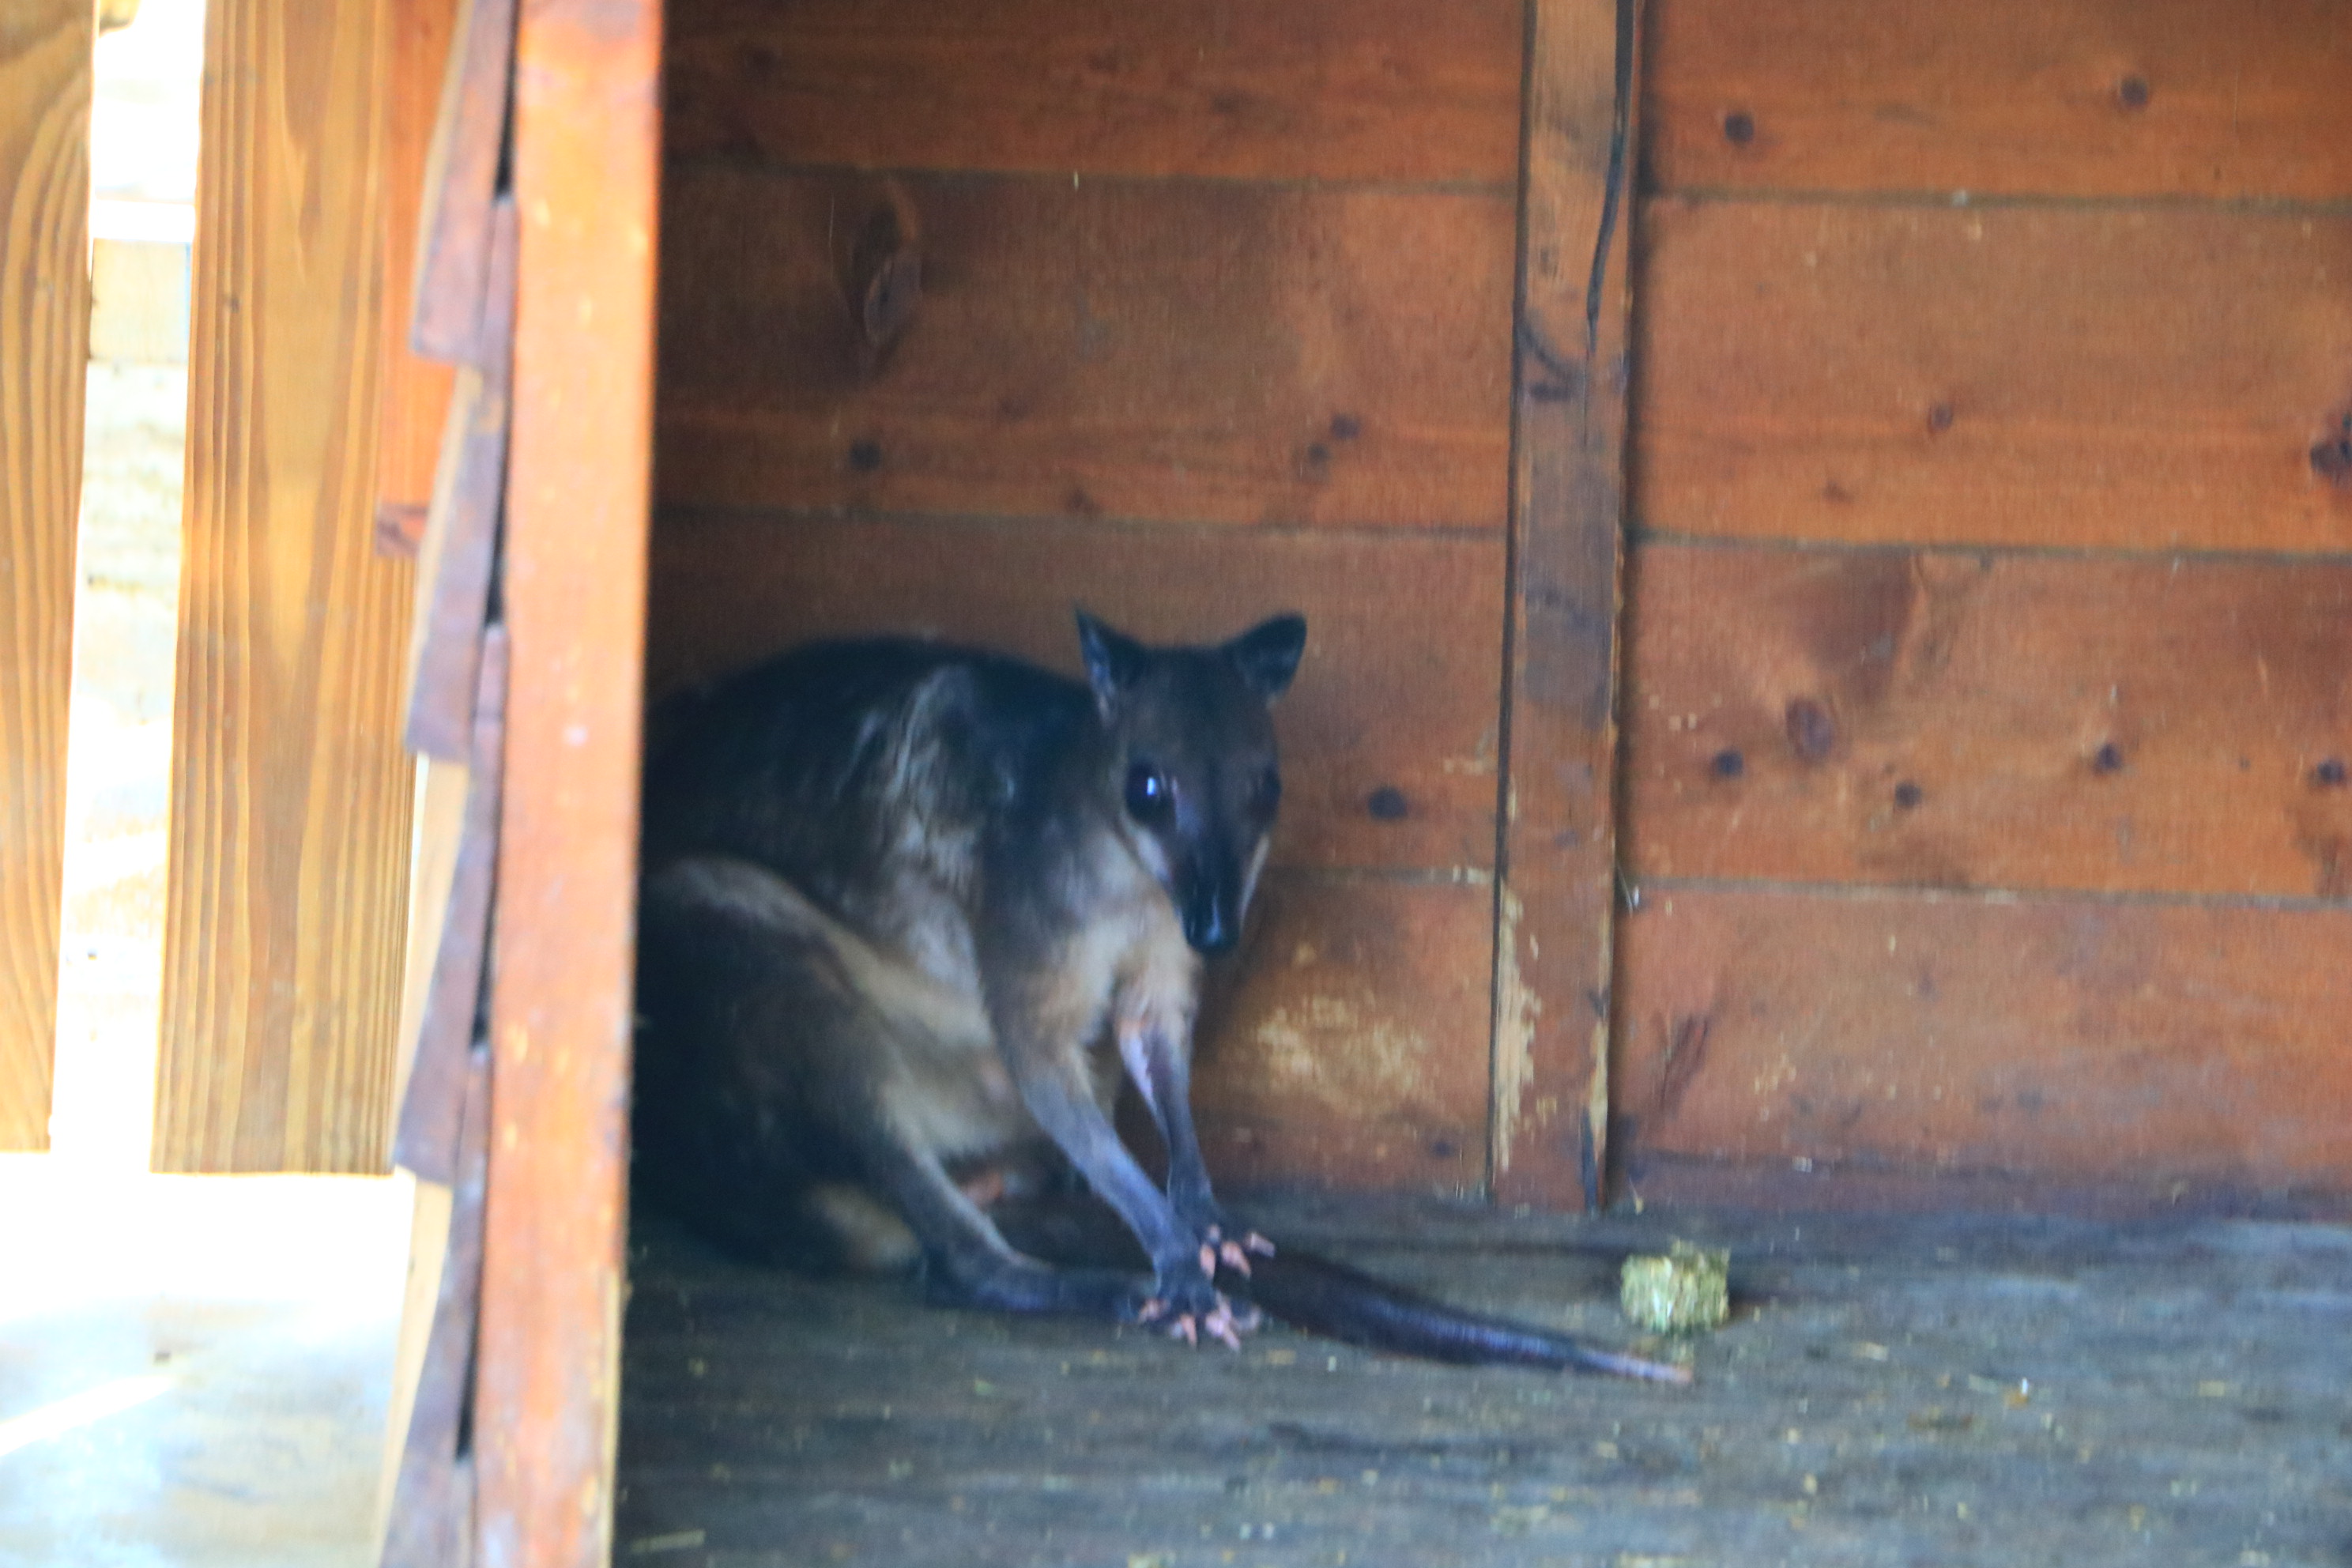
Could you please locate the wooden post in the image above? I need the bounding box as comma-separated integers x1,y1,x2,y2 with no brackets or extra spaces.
0,0,93,1151
153,0,418,1172
1491,0,1642,1209
472,0,658,1562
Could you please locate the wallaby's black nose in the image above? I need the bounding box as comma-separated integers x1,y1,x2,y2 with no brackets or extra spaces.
1184,899,1239,955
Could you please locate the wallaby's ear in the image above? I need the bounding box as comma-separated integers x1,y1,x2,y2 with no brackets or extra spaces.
1075,608,1150,715
1223,613,1307,701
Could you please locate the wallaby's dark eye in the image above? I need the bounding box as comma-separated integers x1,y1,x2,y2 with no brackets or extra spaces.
1124,761,1170,822
1253,766,1281,816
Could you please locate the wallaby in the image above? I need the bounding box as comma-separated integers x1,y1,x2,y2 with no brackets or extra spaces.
631,611,1687,1378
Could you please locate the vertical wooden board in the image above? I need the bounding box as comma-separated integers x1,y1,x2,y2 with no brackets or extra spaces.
0,0,92,1150
1634,200,2352,553
1612,888,2352,1199
665,0,1523,187
1623,546,2352,899
649,512,1503,876
1193,875,1491,1195
476,0,657,1562
154,0,416,1174
1645,0,2352,202
1491,0,1640,1209
377,0,462,520
655,170,1515,531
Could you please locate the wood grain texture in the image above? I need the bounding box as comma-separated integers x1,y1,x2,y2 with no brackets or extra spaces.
649,511,1504,877
0,0,91,1151
1634,200,2352,552
375,0,462,517
153,0,416,1174
1645,0,2352,202
393,628,505,1185
665,0,1521,187
1624,545,2352,899
403,198,514,761
390,757,469,1149
657,168,1514,532
474,0,657,1560
1612,887,2352,1200
409,0,515,362
1193,875,1491,1196
383,1045,490,1568
1491,0,1640,1209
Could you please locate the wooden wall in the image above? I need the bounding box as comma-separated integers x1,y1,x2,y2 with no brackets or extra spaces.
153,0,418,1172
1615,0,2352,1211
651,0,1527,1193
0,0,92,1151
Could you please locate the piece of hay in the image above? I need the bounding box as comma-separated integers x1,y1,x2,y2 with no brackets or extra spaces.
1619,1240,1730,1335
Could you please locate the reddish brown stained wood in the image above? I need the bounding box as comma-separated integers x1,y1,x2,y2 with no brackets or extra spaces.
393,628,507,1185
1624,545,2352,899
376,0,462,520
0,0,91,1150
657,169,1513,533
155,0,416,1174
383,1043,491,1568
1194,875,1491,1196
1645,0,2352,202
404,196,515,761
474,0,656,1561
1613,887,2352,1200
410,0,516,364
1634,201,2352,553
1491,0,1642,1210
665,0,1521,187
376,501,429,559
649,511,1504,878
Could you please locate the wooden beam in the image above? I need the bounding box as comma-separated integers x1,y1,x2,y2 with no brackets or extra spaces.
382,1044,492,1568
665,0,1523,187
1644,0,2352,204
1491,0,1643,1209
473,0,657,1561
0,0,93,1151
403,198,515,761
1623,545,2352,900
657,169,1515,533
394,627,507,1184
1614,887,2352,1203
153,0,416,1173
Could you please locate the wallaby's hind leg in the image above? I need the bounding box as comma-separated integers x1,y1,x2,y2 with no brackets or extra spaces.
635,856,1160,1321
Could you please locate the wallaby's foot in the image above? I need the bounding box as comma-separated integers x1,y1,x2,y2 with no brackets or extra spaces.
1200,1222,1273,1278
1129,1258,1257,1350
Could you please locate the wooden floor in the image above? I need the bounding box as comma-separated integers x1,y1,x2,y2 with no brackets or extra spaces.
616,1196,2352,1567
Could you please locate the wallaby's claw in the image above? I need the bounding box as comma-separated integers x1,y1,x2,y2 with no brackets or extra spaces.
1135,1295,1167,1324
1202,1301,1244,1351
1198,1243,1219,1278
1169,1313,1199,1347
1245,1231,1275,1257
1218,1238,1253,1276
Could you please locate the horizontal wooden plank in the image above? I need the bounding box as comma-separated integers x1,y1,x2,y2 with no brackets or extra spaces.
1612,888,2352,1198
665,0,1521,187
1623,545,2352,899
1193,873,1490,1195
649,511,1504,876
1645,0,2352,202
657,168,1513,532
1634,200,2352,552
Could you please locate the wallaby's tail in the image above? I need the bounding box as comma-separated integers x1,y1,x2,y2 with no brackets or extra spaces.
1225,1246,1690,1383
